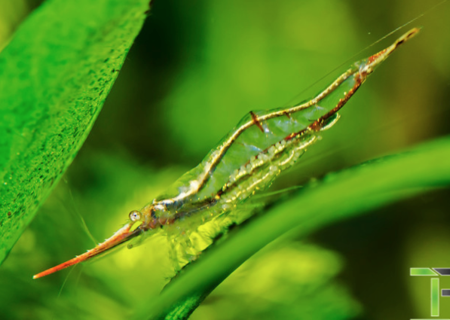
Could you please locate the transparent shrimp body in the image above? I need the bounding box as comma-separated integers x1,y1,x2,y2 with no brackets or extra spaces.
33,28,419,279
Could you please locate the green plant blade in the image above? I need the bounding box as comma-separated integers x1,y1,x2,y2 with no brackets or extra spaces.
141,136,450,320
0,0,149,265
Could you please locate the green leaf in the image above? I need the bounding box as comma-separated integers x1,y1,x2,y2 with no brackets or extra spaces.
0,0,149,265
141,136,450,319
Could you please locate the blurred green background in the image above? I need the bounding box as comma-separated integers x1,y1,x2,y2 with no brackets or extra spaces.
1,0,450,319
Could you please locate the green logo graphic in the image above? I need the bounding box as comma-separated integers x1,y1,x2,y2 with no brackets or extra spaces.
410,268,450,319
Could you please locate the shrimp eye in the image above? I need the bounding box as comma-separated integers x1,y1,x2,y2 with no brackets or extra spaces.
129,210,141,222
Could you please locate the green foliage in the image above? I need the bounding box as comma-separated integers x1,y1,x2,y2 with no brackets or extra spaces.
188,244,361,320
0,0,149,264
160,244,361,320
1,0,450,320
